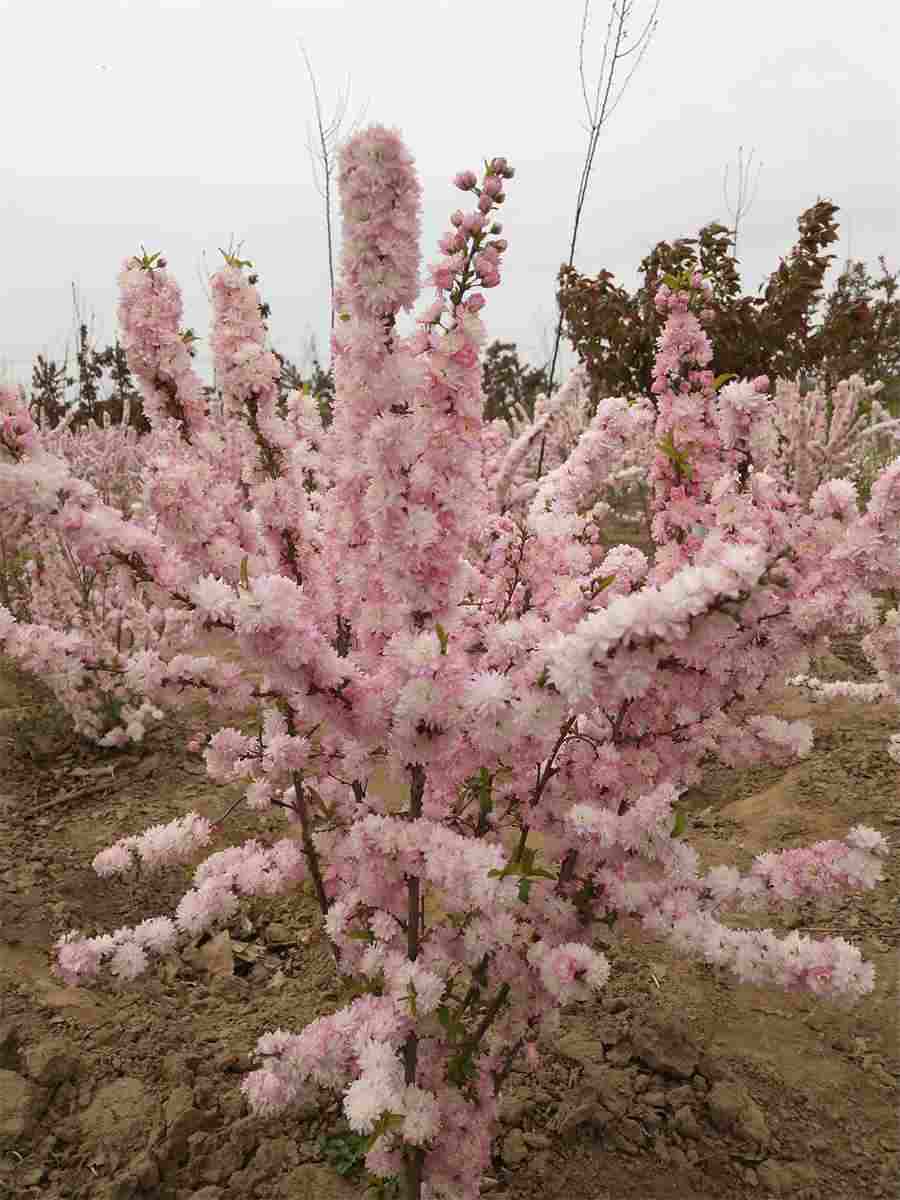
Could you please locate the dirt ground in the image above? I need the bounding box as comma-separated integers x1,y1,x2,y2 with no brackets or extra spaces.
0,636,897,1200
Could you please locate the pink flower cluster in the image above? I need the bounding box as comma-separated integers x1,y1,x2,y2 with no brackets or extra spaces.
92,811,213,876
767,375,900,502
790,605,900,761
57,832,308,985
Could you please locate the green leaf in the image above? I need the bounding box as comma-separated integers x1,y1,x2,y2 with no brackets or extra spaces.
320,1130,369,1177
133,246,165,271
657,433,694,481
476,767,493,819
713,372,737,391
436,1003,463,1044
363,1111,405,1152
447,1053,476,1087
518,878,532,903
435,622,449,655
671,808,687,838
590,573,616,596
219,247,254,270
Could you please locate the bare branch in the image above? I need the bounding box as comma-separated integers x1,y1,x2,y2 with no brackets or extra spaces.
196,248,213,305
723,144,763,263
537,0,661,480
298,43,367,334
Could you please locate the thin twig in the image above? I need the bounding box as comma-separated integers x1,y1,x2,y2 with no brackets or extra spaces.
32,778,115,815
299,43,367,332
723,144,763,263
403,762,427,1199
538,1,660,479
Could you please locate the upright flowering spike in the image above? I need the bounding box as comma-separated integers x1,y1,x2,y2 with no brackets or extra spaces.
209,263,281,426
768,375,900,501
117,254,210,442
320,127,427,673
371,157,515,631
334,125,423,329
649,276,721,570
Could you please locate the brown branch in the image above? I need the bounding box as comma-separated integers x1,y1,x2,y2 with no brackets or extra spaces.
403,762,427,1199
290,770,332,924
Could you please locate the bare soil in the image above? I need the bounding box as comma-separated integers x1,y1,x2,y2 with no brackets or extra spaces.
0,639,897,1200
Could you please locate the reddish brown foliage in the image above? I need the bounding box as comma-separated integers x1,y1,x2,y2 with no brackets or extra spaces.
558,201,900,415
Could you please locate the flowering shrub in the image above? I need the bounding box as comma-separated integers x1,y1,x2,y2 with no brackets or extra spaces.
1,126,898,1200
0,387,204,744
484,364,899,534
790,606,900,764
485,366,656,527
0,386,34,619
764,374,900,502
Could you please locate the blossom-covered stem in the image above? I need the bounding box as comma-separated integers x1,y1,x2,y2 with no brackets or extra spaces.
458,953,490,1014
404,763,426,1200
513,715,578,861
405,1130,424,1199
117,253,210,443
290,770,331,923
451,981,510,1077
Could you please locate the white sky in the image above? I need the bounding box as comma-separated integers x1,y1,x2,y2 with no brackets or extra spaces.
1,0,898,387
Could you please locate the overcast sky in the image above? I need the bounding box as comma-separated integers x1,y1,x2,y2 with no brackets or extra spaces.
2,0,898,388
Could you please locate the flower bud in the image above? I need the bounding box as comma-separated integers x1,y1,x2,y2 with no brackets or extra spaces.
453,170,478,191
